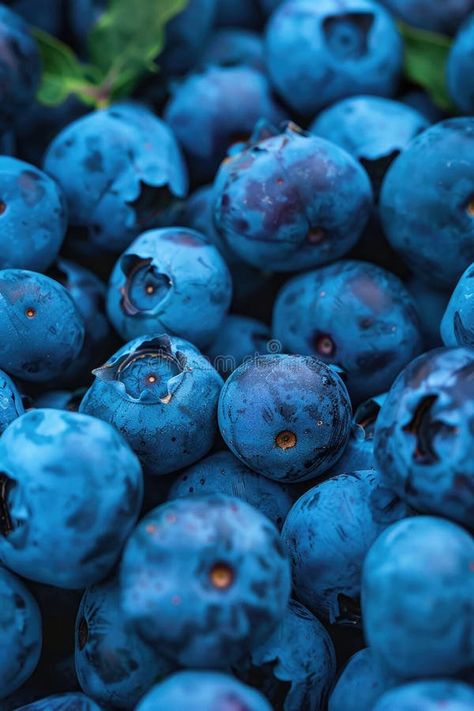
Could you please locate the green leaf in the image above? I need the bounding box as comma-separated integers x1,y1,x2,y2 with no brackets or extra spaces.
87,0,188,97
399,22,455,111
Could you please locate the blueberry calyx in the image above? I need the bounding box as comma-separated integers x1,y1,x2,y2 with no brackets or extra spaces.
275,431,297,450
402,394,457,465
119,254,172,316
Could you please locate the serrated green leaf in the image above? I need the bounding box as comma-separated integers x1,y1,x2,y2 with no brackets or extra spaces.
399,22,455,111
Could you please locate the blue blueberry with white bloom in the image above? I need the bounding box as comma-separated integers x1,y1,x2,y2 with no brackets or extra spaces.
0,566,42,700
107,227,232,348
121,495,291,668
136,671,272,711
168,450,293,529
441,262,474,346
0,369,24,435
329,648,394,711
372,680,474,711
447,14,474,114
0,269,85,383
282,470,410,624
218,354,352,483
265,0,403,116
80,334,223,476
362,516,474,678
0,409,143,588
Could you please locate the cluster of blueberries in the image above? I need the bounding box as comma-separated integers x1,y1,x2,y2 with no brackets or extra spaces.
0,0,473,710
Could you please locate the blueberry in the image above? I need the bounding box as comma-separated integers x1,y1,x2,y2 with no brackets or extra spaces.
408,277,450,350
400,90,446,124
441,263,474,346
80,334,223,476
0,409,143,588
272,260,422,403
160,0,217,76
448,15,474,117
43,102,188,254
380,118,474,289
15,693,102,711
218,354,352,483
213,123,372,272
168,450,293,529
0,269,85,383
372,680,474,711
0,369,24,435
379,0,474,34
200,28,265,71
0,157,67,272
0,5,40,129
282,470,410,624
34,388,85,412
0,566,42,700
207,315,271,378
237,599,337,711
75,576,174,709
362,516,474,678
107,227,232,348
120,495,291,667
311,96,428,194
136,671,272,711
215,0,263,29
265,0,402,116
329,648,393,711
164,65,284,183
330,394,386,477
374,347,474,527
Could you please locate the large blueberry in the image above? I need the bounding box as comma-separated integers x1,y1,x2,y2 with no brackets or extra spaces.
213,123,372,272
0,5,40,128
136,671,272,711
282,470,410,623
207,315,271,379
107,227,232,348
330,394,386,477
0,409,143,588
0,369,24,435
441,263,474,346
329,648,393,711
15,694,101,711
0,270,85,383
362,516,474,678
80,335,223,476
272,260,422,403
448,15,474,120
218,354,352,483
380,118,474,288
379,0,474,34
374,347,474,527
200,28,265,71
372,680,474,711
43,103,188,253
75,576,174,709
0,157,67,272
168,450,293,529
265,0,402,116
164,65,284,183
236,600,336,711
0,566,41,700
120,495,291,667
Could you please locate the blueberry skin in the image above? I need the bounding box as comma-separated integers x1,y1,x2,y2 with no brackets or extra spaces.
80,334,223,476
374,347,474,527
448,15,474,116
373,680,474,711
380,118,474,289
282,470,410,623
136,671,272,711
441,263,474,346
0,566,41,700
43,102,188,253
207,315,271,378
215,0,263,29
408,277,450,350
0,5,40,129
379,0,474,34
237,600,337,711
265,0,403,116
272,260,422,403
0,157,67,272
311,96,428,191
362,516,474,678
15,694,102,711
168,450,293,529
330,394,386,477
0,369,24,435
75,577,174,709
200,29,265,71
160,0,217,76
329,648,393,711
107,227,232,348
164,65,284,183
0,409,143,588
213,124,373,272
0,270,85,383
120,495,291,667
400,90,446,124
218,354,352,483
